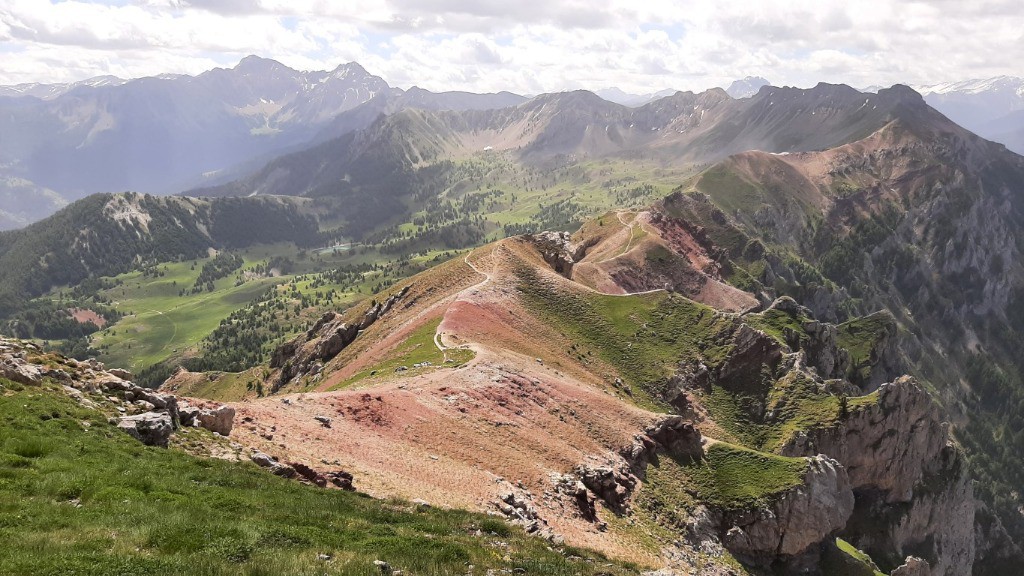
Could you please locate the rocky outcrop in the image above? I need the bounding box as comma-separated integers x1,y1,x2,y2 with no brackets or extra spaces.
270,287,409,390
846,311,902,391
196,405,235,436
0,351,46,385
763,297,850,380
782,377,945,501
791,318,849,380
249,451,355,490
528,231,588,276
117,412,174,447
622,416,704,474
721,455,854,564
891,557,931,576
178,403,236,436
714,324,786,400
0,337,235,448
781,377,974,576
576,417,705,517
576,464,636,515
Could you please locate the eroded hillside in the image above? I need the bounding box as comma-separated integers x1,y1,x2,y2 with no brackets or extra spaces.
174,202,990,574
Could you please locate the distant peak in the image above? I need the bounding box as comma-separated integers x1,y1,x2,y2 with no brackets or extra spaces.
878,84,926,103
234,55,286,71
330,62,370,79
727,76,770,98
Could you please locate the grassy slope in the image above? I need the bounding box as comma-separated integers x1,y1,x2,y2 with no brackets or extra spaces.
516,270,735,411
90,259,284,371
821,538,888,576
684,442,807,509
328,317,475,391
0,378,637,576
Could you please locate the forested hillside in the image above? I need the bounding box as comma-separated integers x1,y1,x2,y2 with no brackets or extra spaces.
0,193,320,317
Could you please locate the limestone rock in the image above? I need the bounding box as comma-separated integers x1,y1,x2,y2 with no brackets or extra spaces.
781,377,974,576
891,557,931,576
782,377,944,501
196,405,235,436
0,355,44,385
117,412,173,447
269,287,409,389
721,455,853,562
528,231,587,276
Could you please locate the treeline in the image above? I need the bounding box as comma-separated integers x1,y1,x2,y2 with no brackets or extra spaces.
0,192,321,322
191,253,243,294
504,198,584,236
4,301,121,341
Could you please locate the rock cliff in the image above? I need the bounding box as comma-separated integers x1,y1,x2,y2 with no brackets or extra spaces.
722,455,854,563
782,377,975,575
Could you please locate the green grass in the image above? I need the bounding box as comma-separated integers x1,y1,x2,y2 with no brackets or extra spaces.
331,318,475,390
0,379,638,575
695,165,763,215
517,270,735,410
820,538,887,576
89,257,287,371
704,369,844,452
744,307,807,345
838,312,896,384
683,442,807,509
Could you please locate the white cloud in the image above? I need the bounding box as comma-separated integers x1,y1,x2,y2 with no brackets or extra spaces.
0,0,1020,93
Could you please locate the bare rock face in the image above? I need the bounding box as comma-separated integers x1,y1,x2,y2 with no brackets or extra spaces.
891,556,931,576
782,377,945,501
0,353,45,385
763,297,850,380
270,286,409,390
117,412,174,447
195,405,235,436
528,231,588,276
854,442,973,576
722,455,854,562
793,319,849,380
781,377,974,576
715,324,785,403
849,311,902,391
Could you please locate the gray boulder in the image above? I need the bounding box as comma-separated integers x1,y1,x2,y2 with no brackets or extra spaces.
196,405,235,436
118,412,173,447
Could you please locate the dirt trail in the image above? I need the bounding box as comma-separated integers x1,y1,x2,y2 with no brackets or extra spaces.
434,247,494,354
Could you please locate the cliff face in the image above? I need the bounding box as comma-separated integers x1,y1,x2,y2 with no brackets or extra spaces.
782,377,975,575
721,455,855,562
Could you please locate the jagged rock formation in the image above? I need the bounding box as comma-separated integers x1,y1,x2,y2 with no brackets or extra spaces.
782,377,974,575
0,338,235,446
721,455,854,563
269,286,409,390
528,231,589,276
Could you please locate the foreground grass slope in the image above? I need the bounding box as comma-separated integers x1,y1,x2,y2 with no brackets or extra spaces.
0,378,637,576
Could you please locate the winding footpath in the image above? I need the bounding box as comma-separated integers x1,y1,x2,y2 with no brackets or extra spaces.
433,247,496,357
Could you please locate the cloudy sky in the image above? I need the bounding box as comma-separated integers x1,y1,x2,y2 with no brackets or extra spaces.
1,0,1022,94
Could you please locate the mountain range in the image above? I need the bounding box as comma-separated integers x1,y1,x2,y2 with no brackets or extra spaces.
0,56,524,229
3,56,1023,230
4,56,1024,574
917,76,1024,156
